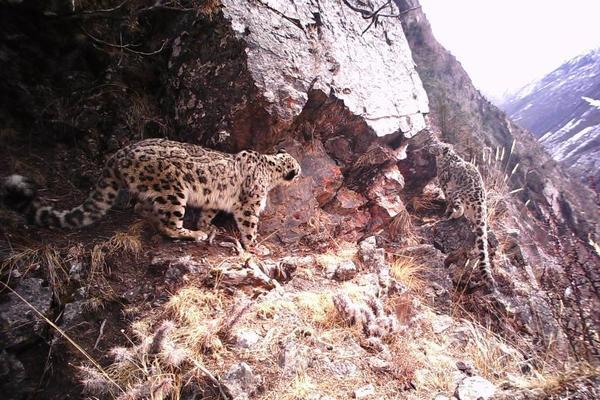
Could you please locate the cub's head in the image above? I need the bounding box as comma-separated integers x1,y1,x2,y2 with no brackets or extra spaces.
427,142,453,159
1,174,37,213
272,149,301,184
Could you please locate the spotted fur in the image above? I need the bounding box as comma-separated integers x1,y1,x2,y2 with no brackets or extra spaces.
429,142,497,289
2,139,301,249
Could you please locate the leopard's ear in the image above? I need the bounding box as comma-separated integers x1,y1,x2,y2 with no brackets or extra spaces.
277,149,287,154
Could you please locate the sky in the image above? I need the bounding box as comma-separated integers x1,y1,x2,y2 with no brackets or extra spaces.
419,0,600,101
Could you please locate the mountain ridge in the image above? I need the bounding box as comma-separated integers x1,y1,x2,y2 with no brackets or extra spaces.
500,47,600,188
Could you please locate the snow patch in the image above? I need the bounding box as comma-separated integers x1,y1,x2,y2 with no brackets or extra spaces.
582,96,600,110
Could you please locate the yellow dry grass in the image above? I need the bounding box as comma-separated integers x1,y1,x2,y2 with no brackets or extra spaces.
1,244,69,299
315,242,357,270
390,257,426,293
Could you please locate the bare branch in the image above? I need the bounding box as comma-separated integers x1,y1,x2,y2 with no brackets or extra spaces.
80,26,169,56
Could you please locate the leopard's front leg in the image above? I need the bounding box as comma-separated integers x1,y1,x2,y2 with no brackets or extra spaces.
233,191,265,251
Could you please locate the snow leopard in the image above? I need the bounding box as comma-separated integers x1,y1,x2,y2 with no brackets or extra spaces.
429,141,497,290
1,138,301,250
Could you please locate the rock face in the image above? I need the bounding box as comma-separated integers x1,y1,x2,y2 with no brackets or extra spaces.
500,48,600,190
221,0,429,138
0,279,53,349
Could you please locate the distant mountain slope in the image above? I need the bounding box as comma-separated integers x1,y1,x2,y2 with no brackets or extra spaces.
500,48,600,188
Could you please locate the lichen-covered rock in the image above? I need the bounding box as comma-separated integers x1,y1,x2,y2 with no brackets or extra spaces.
455,376,496,400
223,362,262,400
0,278,52,349
234,330,261,349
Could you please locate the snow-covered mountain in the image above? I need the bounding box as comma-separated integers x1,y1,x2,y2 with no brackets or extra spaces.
500,48,600,189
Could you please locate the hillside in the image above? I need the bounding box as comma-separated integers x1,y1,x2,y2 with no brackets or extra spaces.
1,1,599,400
501,48,600,189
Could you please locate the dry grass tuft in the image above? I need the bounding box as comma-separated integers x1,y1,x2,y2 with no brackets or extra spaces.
81,284,247,399
411,182,442,213
90,223,143,278
294,291,337,328
1,244,69,300
315,242,357,270
519,362,600,396
388,206,418,245
390,257,426,293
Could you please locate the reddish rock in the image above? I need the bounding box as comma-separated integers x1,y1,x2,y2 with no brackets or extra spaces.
366,164,406,227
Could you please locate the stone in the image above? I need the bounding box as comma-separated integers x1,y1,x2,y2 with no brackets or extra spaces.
432,218,475,254
396,245,451,304
261,140,340,243
331,361,358,377
366,165,407,225
359,236,385,268
0,278,53,349
431,315,453,334
223,362,261,400
234,330,261,349
0,350,28,400
334,260,358,281
327,187,369,215
353,384,375,399
456,361,475,377
367,357,390,372
60,301,85,332
455,376,496,400
278,341,311,375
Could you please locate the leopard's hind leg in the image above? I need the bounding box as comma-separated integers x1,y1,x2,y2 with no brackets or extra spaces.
153,194,207,241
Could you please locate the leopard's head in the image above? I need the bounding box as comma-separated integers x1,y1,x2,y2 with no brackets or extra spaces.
273,149,301,184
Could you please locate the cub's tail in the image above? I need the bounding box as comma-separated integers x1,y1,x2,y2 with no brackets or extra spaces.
475,213,497,291
1,170,122,229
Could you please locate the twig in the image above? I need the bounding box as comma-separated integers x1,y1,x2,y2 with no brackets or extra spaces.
80,25,168,56
190,359,229,399
341,0,422,34
94,319,107,349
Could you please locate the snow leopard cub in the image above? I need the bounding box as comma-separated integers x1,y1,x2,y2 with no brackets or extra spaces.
429,141,497,290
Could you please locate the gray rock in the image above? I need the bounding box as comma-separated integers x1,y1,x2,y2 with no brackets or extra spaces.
234,330,261,349
456,361,475,377
334,260,358,281
331,361,358,377
353,384,375,399
359,236,385,268
0,350,28,400
431,314,453,334
433,218,475,254
223,362,261,400
278,341,310,375
367,357,390,372
455,376,496,400
0,278,53,349
60,301,85,331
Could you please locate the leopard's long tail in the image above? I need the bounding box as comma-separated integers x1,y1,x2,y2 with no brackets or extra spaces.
1,169,122,229
475,203,497,290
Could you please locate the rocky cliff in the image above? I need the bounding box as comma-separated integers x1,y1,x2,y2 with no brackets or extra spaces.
500,48,600,190
1,1,599,399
